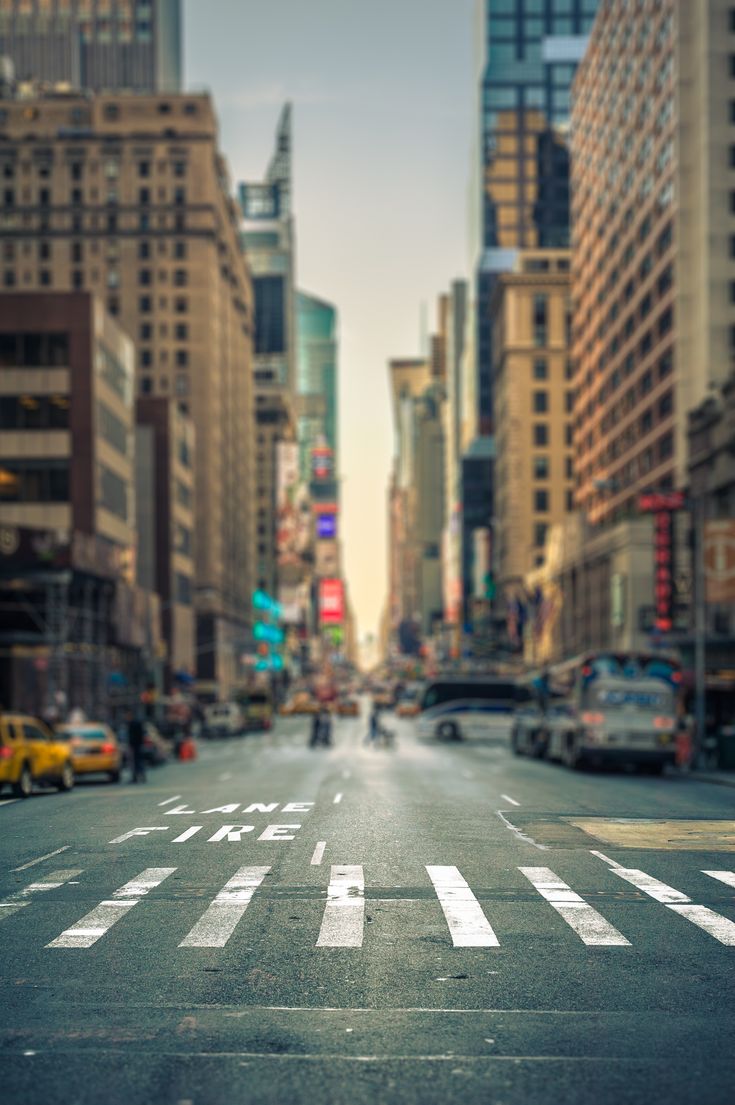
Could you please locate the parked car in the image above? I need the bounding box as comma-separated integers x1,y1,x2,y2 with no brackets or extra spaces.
203,702,244,739
0,714,75,797
56,722,122,783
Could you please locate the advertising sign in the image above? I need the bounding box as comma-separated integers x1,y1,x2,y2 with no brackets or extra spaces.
319,578,344,625
276,443,311,569
316,514,337,540
311,445,333,481
705,520,735,604
315,540,339,579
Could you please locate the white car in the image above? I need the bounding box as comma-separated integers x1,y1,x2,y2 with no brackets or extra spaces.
203,702,244,739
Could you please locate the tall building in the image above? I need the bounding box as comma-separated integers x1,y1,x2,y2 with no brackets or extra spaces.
476,0,598,426
441,280,468,628
0,90,255,695
491,250,574,591
296,291,338,487
572,0,734,524
239,104,298,601
0,291,164,716
0,0,182,92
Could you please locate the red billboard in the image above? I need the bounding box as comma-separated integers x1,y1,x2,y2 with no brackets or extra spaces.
319,578,344,625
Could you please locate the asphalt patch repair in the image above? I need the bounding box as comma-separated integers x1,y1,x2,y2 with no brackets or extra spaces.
505,815,735,852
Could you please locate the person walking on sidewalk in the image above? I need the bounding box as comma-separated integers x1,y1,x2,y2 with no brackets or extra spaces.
127,709,147,783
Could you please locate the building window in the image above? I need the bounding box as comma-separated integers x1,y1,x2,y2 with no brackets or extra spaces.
138,269,152,286
139,187,150,206
534,489,549,513
533,456,549,480
175,374,189,397
0,460,69,503
175,349,188,367
174,241,187,260
39,270,51,286
175,323,188,340
140,349,152,368
139,296,152,313
565,390,574,413
534,523,548,548
533,358,547,380
565,425,573,447
175,297,187,313
173,269,187,286
99,464,128,521
533,390,548,413
3,270,15,287
72,270,83,289
140,376,153,395
140,323,152,341
533,294,547,346
139,241,150,260
174,187,186,205
565,489,574,512
173,161,186,177
533,423,548,446
565,456,573,479
138,161,150,178
730,54,735,77
107,297,119,316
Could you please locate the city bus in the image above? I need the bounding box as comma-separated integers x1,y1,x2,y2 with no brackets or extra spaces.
543,651,683,772
417,675,522,742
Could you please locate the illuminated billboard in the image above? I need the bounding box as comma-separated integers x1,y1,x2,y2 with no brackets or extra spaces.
319,578,344,625
316,514,337,539
276,442,311,569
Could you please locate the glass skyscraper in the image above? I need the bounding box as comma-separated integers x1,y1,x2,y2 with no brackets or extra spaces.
296,292,338,488
476,0,599,426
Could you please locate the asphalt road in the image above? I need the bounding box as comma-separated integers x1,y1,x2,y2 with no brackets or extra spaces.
2,704,735,1105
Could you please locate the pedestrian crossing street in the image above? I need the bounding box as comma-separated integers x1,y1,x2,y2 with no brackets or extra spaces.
2,861,735,951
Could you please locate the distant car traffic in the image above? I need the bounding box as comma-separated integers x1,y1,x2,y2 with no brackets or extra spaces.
396,683,423,718
0,714,75,797
203,702,244,739
56,722,123,783
336,698,359,717
280,692,320,716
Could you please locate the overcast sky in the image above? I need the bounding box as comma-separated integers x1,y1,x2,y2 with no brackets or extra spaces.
184,0,477,643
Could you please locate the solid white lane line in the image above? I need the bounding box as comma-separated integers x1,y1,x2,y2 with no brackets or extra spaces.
311,841,326,866
501,794,520,807
0,869,83,920
158,796,182,807
606,865,735,946
704,870,735,889
0,799,19,808
179,866,270,948
520,867,630,947
333,793,343,805
496,810,548,851
317,865,364,947
426,866,499,948
13,846,70,872
47,867,175,948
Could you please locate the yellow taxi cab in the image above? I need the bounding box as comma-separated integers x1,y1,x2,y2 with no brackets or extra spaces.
0,714,75,798
288,692,320,715
337,698,360,718
396,699,421,718
56,722,122,783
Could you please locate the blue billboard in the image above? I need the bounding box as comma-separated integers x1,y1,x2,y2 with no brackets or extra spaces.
316,514,337,539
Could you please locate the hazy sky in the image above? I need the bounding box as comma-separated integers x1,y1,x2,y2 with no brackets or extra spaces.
185,0,477,642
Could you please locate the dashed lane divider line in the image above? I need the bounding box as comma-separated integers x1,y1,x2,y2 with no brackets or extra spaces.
333,792,343,805
158,796,182,807
500,794,520,807
311,841,326,866
13,845,70,872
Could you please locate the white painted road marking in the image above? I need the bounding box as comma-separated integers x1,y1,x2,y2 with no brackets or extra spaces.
0,799,19,808
109,827,169,844
589,850,624,870
426,866,499,948
13,846,71,872
173,826,202,843
333,793,343,805
0,869,83,920
311,841,326,866
605,865,735,946
179,866,270,948
704,870,735,890
501,794,520,807
218,773,232,782
47,867,175,948
520,867,630,947
158,796,182,807
317,865,364,947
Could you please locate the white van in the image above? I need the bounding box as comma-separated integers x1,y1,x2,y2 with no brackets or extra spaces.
203,702,244,739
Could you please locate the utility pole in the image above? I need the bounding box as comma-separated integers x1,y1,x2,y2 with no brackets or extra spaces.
694,494,707,766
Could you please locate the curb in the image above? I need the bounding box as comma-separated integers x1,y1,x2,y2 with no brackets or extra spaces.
689,772,735,790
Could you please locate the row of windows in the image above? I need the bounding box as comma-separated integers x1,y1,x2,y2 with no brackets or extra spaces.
97,402,129,457
0,158,187,181
2,186,188,207
17,211,188,233
3,267,189,290
1,239,188,262
527,389,575,414
579,433,675,496
140,374,190,398
531,423,574,448
140,348,188,368
0,394,69,430
0,460,69,502
0,331,68,367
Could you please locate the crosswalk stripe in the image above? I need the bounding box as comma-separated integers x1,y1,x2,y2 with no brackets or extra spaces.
316,865,364,947
519,867,630,946
426,866,499,947
179,866,271,947
608,866,735,946
47,867,175,948
0,869,83,921
703,870,735,890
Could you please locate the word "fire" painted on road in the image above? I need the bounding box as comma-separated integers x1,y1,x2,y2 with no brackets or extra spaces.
110,824,302,844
